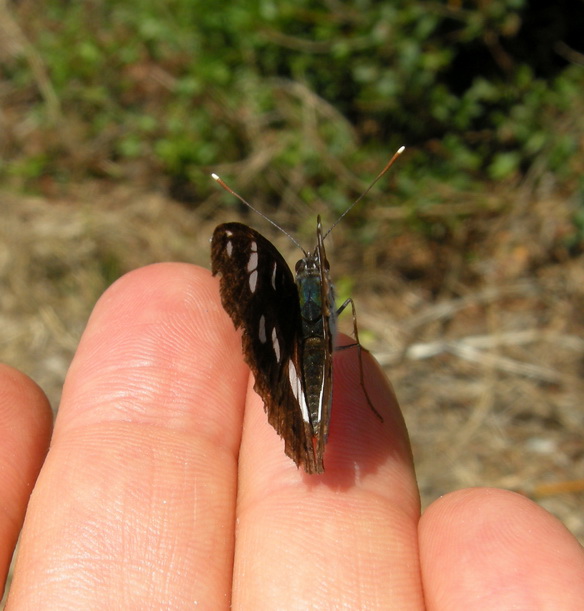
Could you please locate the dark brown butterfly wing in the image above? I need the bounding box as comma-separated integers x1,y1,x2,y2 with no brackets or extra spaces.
211,222,319,473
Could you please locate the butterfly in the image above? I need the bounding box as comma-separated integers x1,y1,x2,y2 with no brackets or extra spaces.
210,147,403,474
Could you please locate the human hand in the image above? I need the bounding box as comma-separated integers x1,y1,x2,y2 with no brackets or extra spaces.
2,264,583,608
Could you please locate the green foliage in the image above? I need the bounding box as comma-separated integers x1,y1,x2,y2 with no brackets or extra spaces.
2,0,583,219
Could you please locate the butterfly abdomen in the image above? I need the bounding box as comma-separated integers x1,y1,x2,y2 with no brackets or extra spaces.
302,336,329,438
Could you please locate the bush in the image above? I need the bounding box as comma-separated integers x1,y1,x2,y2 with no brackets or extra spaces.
1,0,583,213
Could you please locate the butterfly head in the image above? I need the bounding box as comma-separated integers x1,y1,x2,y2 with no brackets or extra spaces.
294,216,330,276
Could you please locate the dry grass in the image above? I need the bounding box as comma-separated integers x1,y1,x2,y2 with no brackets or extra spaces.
1,179,583,551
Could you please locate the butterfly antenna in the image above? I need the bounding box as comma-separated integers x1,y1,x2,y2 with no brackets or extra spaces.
212,173,308,256
322,145,405,240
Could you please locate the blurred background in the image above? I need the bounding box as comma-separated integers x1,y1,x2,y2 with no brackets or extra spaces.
1,0,583,560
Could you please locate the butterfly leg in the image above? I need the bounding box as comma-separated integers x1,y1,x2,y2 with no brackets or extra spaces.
335,298,383,422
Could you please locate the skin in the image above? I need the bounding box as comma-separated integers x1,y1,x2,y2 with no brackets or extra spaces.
2,263,583,609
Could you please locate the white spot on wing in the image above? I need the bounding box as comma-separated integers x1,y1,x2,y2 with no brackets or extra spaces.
317,375,326,424
247,251,258,272
289,361,310,423
250,240,257,252
226,241,233,257
225,229,233,237
271,263,277,289
249,270,258,293
272,327,281,362
259,314,266,343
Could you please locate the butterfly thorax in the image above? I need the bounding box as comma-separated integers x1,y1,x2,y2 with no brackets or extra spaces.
296,254,325,332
